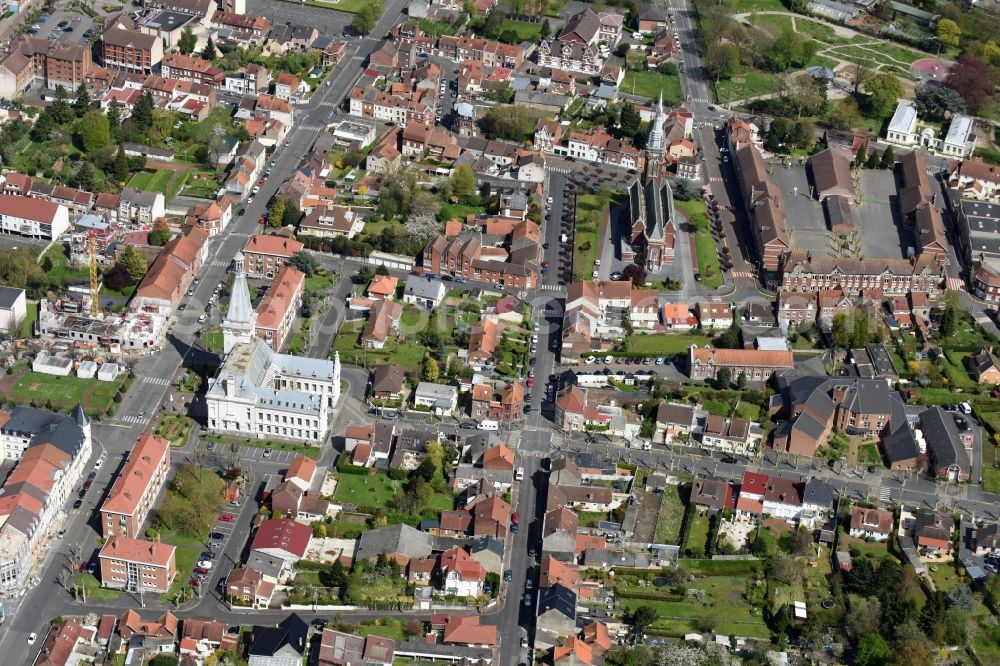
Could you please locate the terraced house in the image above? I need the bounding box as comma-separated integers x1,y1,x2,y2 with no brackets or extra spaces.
100,434,171,539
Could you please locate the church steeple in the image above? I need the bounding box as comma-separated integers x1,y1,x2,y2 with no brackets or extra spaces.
647,88,667,153
222,252,257,354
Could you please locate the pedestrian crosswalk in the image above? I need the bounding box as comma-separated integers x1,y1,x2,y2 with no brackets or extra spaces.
230,231,250,240
708,176,723,183
732,270,754,279
116,415,146,425
948,277,967,292
549,167,572,174
537,284,563,291
976,314,993,326
878,485,892,503
210,259,230,268
141,376,170,386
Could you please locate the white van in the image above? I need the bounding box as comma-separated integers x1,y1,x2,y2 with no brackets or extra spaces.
478,420,499,431
516,467,525,481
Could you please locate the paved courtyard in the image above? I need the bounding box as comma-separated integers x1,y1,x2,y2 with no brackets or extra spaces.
768,163,909,261
719,513,758,550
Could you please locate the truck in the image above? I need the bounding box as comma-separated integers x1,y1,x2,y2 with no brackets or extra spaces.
478,419,499,431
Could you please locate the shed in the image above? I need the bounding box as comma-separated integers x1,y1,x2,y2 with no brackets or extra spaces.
97,363,120,382
76,360,98,379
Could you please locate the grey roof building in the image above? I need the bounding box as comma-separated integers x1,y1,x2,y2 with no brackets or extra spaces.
248,614,308,666
920,407,971,481
355,524,433,563
402,277,446,309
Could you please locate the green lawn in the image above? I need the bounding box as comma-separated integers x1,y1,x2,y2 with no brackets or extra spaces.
714,69,783,103
621,70,683,103
75,573,120,601
574,193,613,282
331,320,426,371
418,18,461,36
982,440,1000,494
731,0,786,10
498,19,542,41
19,300,38,339
939,351,976,389
41,245,89,286
676,200,724,289
202,328,223,353
334,471,405,509
687,512,711,554
653,484,685,544
6,370,127,416
306,0,371,12
624,334,712,356
439,202,482,222
795,17,850,45
128,169,190,199
305,273,334,294
154,414,196,446
180,180,220,199
578,510,609,528
618,574,769,637
857,442,882,465
928,563,963,593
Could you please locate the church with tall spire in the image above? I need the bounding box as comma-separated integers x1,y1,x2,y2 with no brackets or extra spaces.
205,252,342,444
222,252,257,354
647,90,668,153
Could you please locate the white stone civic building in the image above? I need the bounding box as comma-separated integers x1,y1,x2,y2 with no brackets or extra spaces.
206,254,341,443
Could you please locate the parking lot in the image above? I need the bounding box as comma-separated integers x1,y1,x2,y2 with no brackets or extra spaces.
26,9,95,43
198,439,303,465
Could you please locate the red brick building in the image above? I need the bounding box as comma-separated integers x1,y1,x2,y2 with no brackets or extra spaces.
100,435,171,539
99,536,177,593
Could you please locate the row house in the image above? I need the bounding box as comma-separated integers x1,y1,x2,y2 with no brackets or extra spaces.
734,143,789,274
223,63,269,97
700,414,762,456
948,157,1000,202
565,128,642,170
133,224,209,314
211,11,272,46
160,52,224,87
275,72,307,103
437,34,523,69
735,471,834,529
186,198,232,237
118,188,165,224
561,280,666,358
401,123,461,161
536,39,601,76
423,220,540,290
553,386,641,438
255,265,305,352
224,139,267,199
469,382,525,424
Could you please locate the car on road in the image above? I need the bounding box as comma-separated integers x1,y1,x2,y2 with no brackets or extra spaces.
197,560,213,569
229,500,240,507
504,569,513,581
137,410,145,419
512,511,520,524
210,531,225,540
524,595,532,607
263,447,272,458
219,513,234,522
721,456,738,464
524,404,532,413
460,421,477,429
526,377,534,388
64,26,73,32
57,528,66,538
27,633,37,645
529,357,536,366
200,552,215,561
73,499,82,509
511,522,518,533
610,271,622,280
198,314,207,323
193,567,210,575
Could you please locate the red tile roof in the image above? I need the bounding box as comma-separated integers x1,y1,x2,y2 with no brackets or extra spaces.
99,536,176,567
243,234,304,258
0,193,60,223
256,265,304,331
101,434,170,515
250,518,311,558
441,615,496,646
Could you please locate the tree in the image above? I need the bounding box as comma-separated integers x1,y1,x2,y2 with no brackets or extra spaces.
855,632,891,666
629,605,659,633
405,212,441,244
673,178,699,201
865,149,879,169
356,265,374,284
131,92,154,133
352,2,380,35
787,76,826,119
422,357,439,382
200,37,217,61
106,99,122,138
827,96,862,130
289,252,317,276
879,145,895,169
939,293,961,337
622,263,647,286
282,199,302,227
946,53,996,113
76,110,111,152
478,181,491,207
72,162,95,192
658,61,679,76
268,198,286,228
118,246,148,282
705,42,740,81
788,527,813,555
178,27,197,55
478,104,537,142
540,18,551,40
73,83,90,117
113,144,129,183
937,18,961,48
150,219,171,246
716,366,733,389
768,555,804,585
865,73,904,118
31,110,54,142
914,84,966,120
850,55,876,95
450,164,476,198
619,101,641,139
945,583,976,612
50,85,73,124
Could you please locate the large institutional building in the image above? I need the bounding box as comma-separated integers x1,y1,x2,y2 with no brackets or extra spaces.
205,253,341,443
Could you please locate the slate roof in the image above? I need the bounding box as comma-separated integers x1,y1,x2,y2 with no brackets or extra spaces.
248,614,308,658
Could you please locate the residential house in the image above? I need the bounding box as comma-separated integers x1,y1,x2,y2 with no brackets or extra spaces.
690,475,735,512
849,506,893,542
970,348,1000,385
469,382,525,424
118,188,165,225
98,536,177,593
699,415,762,455
247,614,308,666
439,546,486,597
402,278,446,310
361,299,403,349
226,566,275,608
100,434,171,539
132,224,209,315
414,382,458,415
242,234,303,278
440,616,496,648
371,364,406,400
653,402,695,444
920,406,971,481
696,299,734,329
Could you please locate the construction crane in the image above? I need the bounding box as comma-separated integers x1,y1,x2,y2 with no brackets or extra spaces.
87,230,99,317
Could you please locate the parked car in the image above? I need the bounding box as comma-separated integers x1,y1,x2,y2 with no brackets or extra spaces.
504,569,513,581
218,513,234,522
193,567,209,575
27,633,37,645
197,560,213,569
262,447,272,458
